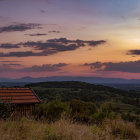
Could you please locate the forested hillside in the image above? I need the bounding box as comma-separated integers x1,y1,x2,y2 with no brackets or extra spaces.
26,81,140,112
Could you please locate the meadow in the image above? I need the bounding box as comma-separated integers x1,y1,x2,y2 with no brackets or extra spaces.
0,118,139,140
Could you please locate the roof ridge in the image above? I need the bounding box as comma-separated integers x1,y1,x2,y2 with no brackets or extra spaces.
0,88,40,104
0,88,30,89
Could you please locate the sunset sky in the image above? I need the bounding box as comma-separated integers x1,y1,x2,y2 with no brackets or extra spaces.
0,0,140,79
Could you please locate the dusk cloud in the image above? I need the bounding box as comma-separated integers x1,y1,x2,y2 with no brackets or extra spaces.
25,33,47,36
49,30,61,33
2,63,22,66
0,38,106,57
0,51,41,57
0,64,15,72
84,60,140,73
0,63,68,72
0,61,23,62
21,63,68,72
127,50,140,55
47,38,106,46
40,10,47,13
0,43,20,49
0,23,42,33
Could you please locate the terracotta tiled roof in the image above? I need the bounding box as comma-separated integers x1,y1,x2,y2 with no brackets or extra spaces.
0,88,40,104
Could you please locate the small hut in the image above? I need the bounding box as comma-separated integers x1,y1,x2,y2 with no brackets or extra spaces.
0,88,40,119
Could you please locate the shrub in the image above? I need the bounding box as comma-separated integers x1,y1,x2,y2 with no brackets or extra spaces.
92,111,106,124
35,100,69,122
135,119,140,129
92,103,115,124
111,121,139,140
43,127,63,140
69,99,97,123
121,113,136,122
0,102,12,119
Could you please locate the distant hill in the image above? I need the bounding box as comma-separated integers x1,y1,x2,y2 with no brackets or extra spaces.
1,76,140,83
1,76,140,90
25,81,123,92
0,82,27,87
25,81,140,99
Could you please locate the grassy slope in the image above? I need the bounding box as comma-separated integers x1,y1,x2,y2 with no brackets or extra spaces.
0,118,139,140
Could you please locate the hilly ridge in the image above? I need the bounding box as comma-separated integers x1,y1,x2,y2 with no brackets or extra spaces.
25,81,140,115
1,76,140,83
1,76,140,91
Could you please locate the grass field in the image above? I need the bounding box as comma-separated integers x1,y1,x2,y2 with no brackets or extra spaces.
0,118,139,140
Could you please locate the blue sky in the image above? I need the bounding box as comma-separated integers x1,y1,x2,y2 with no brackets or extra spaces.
0,0,139,24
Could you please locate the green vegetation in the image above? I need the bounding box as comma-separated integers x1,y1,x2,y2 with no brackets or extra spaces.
110,120,139,140
0,118,139,140
0,102,12,119
69,99,97,123
0,81,140,139
34,100,69,122
25,81,140,130
93,103,116,124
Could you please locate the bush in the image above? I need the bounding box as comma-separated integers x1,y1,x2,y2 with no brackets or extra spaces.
92,103,115,124
43,127,63,140
69,100,97,123
0,102,12,119
34,100,69,122
121,113,136,122
111,121,139,139
136,119,140,129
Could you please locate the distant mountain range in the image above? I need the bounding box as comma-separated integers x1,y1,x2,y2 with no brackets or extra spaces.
0,76,140,84
0,76,140,90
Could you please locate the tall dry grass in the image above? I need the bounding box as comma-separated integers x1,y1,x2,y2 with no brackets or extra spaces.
0,118,139,140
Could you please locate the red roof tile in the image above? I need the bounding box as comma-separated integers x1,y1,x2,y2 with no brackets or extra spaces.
0,88,40,104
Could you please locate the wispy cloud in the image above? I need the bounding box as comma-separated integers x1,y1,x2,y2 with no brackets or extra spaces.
0,63,68,72
49,30,61,33
25,33,47,36
0,51,39,57
0,61,23,62
127,50,140,55
2,63,22,66
0,23,42,33
0,38,106,57
40,10,47,13
0,43,20,49
47,38,106,46
84,60,140,73
21,63,68,72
